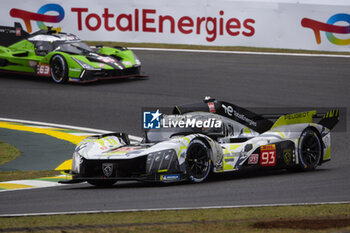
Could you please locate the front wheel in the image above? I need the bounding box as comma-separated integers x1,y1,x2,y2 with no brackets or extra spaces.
298,128,322,171
50,55,68,83
185,139,211,183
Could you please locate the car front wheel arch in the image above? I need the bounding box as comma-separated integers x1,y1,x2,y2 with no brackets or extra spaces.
50,54,68,84
185,139,212,183
297,127,323,171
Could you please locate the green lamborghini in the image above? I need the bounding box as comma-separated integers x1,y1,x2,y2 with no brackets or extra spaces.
0,23,144,83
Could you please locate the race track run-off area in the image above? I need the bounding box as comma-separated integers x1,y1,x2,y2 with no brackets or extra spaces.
0,49,349,215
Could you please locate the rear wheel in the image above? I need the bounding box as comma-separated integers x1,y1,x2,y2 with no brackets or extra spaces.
50,55,68,83
298,128,322,171
87,180,116,187
185,139,211,183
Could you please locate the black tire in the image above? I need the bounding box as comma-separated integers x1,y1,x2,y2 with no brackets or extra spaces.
87,180,116,187
297,128,322,171
185,139,211,183
50,55,68,83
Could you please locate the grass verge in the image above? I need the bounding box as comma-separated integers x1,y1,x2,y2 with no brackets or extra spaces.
0,203,349,232
0,170,62,182
0,140,61,182
85,41,350,56
0,141,20,166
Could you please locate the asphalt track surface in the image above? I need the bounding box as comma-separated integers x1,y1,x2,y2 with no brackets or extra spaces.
0,50,349,215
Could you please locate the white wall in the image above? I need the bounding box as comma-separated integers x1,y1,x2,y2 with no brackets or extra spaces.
2,0,350,51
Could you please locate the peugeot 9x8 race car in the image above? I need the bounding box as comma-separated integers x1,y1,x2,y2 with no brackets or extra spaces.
0,23,143,83
60,97,339,187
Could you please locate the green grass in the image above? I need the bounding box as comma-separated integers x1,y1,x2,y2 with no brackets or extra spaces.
0,140,60,182
0,170,61,182
0,140,20,166
0,203,349,232
85,41,350,56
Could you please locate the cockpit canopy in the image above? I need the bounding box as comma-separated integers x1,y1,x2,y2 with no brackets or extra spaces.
28,33,93,55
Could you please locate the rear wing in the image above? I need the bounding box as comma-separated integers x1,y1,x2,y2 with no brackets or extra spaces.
267,109,339,130
0,22,29,46
318,109,339,130
173,97,340,133
173,98,274,134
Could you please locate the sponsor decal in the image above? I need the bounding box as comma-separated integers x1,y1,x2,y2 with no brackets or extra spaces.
222,104,257,127
282,148,292,165
29,61,37,67
143,109,222,129
143,109,162,129
113,147,140,153
160,174,180,181
10,4,65,33
123,61,132,66
301,13,350,46
69,68,82,72
102,163,114,177
222,104,233,116
162,116,221,129
260,144,276,166
284,112,311,120
37,64,50,76
224,157,235,162
97,56,117,64
233,110,257,127
71,8,255,42
208,102,216,113
9,5,255,43
248,153,259,164
96,137,121,150
15,27,21,36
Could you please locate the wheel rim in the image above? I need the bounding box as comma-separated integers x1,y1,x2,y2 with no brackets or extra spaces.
301,133,321,167
51,57,64,82
186,144,210,179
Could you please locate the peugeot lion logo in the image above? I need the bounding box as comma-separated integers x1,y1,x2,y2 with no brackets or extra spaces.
102,163,113,177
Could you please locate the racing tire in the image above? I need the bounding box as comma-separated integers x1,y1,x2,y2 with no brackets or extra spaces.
297,128,322,171
87,180,116,187
185,139,211,183
50,55,68,84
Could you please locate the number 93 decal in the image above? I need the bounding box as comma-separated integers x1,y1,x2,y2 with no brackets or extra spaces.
260,144,276,166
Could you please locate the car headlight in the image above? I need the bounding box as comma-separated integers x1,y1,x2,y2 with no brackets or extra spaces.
146,149,177,174
72,151,83,174
72,57,100,70
133,52,141,66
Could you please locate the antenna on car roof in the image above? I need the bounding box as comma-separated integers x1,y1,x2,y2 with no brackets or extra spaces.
203,96,216,103
46,25,58,34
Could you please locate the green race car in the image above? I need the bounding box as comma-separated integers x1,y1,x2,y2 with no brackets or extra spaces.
0,23,144,83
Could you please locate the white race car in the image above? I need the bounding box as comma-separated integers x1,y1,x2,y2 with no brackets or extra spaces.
60,97,339,187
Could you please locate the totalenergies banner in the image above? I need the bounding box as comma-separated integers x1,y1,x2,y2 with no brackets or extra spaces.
2,0,350,52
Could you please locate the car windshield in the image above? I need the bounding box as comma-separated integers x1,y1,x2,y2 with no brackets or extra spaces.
145,113,224,143
54,41,93,54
